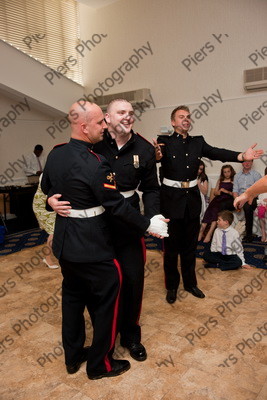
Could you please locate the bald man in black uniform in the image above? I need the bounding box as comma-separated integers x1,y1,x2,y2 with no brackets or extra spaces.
49,99,160,362
41,102,168,380
154,105,263,304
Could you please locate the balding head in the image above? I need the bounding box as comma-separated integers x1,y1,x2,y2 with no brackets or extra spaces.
68,102,107,144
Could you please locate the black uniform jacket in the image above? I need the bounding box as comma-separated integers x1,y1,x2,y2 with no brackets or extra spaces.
93,129,160,219
157,133,241,219
41,138,150,263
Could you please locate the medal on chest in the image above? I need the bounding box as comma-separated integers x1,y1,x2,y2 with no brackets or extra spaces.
133,155,139,168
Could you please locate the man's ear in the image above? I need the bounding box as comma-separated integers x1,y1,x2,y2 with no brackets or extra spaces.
80,123,87,134
105,113,110,124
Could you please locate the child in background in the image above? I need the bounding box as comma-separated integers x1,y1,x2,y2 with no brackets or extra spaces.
255,167,267,242
203,210,252,270
198,165,235,243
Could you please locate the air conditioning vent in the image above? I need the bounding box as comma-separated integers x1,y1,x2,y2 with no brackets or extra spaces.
95,88,151,110
244,67,267,91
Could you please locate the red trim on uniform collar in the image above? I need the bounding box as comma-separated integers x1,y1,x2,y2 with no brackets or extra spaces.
53,142,67,149
136,132,152,145
88,148,101,162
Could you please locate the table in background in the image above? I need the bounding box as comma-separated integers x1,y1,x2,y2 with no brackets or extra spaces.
0,185,39,231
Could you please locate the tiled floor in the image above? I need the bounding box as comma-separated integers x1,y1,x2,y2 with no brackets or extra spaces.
0,246,266,400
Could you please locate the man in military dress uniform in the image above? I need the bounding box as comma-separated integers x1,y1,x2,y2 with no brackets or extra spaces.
41,102,168,380
49,99,160,362
94,99,160,362
154,105,263,304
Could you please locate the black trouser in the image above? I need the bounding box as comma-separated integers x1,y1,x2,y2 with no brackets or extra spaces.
115,238,145,345
60,258,121,374
203,250,242,270
163,208,200,290
243,198,257,236
105,194,146,345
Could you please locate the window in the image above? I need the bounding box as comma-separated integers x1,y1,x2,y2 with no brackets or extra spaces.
0,0,83,85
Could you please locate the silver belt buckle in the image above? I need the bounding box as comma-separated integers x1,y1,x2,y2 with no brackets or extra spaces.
181,181,189,188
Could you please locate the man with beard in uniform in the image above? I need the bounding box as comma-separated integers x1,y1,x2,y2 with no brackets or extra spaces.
41,101,168,380
49,99,160,363
153,105,263,304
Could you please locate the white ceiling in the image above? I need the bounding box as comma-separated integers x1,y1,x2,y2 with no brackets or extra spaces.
76,0,120,9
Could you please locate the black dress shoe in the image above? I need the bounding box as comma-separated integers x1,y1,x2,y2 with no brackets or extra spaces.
87,359,130,380
184,286,205,298
166,289,177,304
121,342,147,361
66,346,90,374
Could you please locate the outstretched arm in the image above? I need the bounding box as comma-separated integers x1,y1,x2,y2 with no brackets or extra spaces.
202,138,263,163
234,175,267,208
237,143,264,162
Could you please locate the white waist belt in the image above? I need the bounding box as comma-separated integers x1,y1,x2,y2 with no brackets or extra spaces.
120,190,136,198
68,206,105,218
163,178,198,188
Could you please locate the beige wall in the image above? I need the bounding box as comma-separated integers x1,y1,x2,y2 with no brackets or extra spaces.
0,41,85,114
1,0,267,182
0,93,71,185
78,0,267,175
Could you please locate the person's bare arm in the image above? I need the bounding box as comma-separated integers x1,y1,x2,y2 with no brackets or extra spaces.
198,179,208,196
213,180,221,196
234,175,267,208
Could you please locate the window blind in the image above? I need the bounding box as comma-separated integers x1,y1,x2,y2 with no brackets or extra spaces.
0,0,83,85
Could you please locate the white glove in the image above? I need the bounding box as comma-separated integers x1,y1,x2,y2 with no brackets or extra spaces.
147,214,169,237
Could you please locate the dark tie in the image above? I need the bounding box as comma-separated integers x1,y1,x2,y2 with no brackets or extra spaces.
222,230,227,255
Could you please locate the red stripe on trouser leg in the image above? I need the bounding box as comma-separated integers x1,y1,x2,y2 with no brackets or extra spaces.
135,237,146,328
140,236,146,264
104,258,122,372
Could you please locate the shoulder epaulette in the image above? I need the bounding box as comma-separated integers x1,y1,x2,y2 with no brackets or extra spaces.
136,132,153,146
157,134,172,138
53,142,67,149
